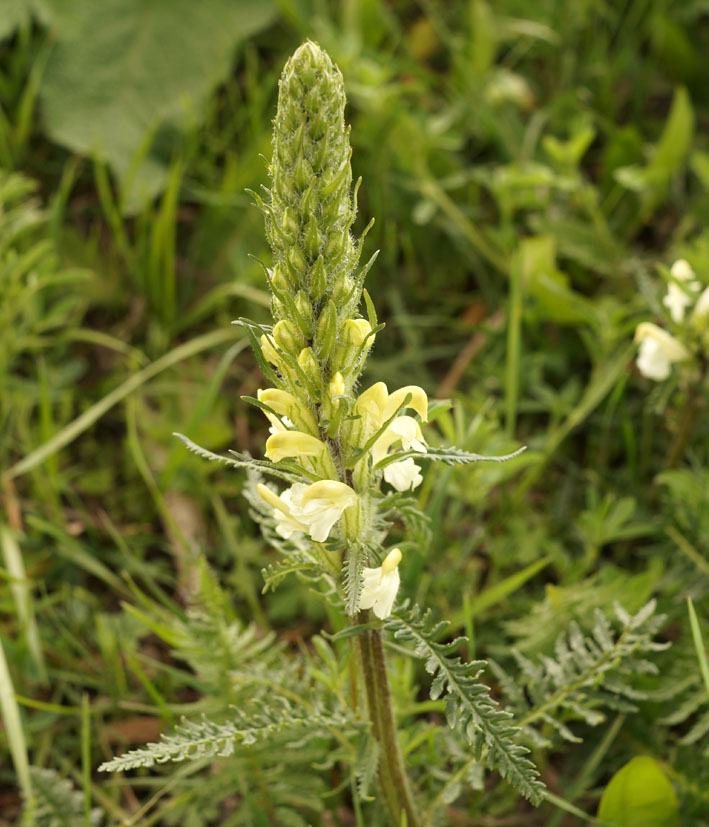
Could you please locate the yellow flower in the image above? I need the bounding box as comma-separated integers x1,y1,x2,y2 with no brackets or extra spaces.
265,431,326,463
359,548,402,619
329,371,346,401
355,382,428,430
344,319,373,347
256,483,308,538
296,480,358,542
634,322,690,381
257,388,317,433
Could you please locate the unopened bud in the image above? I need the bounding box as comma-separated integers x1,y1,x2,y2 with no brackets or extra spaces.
270,262,290,294
273,320,304,356
344,319,372,348
260,334,280,365
287,244,307,278
298,346,321,387
282,208,299,240
329,371,346,400
331,273,354,305
309,255,328,301
315,301,338,361
304,212,323,259
294,290,313,337
295,155,314,191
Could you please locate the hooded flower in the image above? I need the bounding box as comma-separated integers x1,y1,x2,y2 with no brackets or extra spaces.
663,259,700,324
294,480,358,543
265,431,327,463
355,382,428,434
257,483,309,539
258,388,317,434
372,416,427,491
359,548,402,619
634,322,690,381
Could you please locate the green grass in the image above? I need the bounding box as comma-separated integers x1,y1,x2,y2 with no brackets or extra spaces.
1,1,709,824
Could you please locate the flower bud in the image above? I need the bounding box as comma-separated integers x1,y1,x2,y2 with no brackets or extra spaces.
304,213,323,260
282,208,299,240
274,320,304,355
331,273,354,305
270,262,290,294
294,290,313,338
260,334,280,366
329,371,346,401
287,244,307,277
315,301,338,361
344,319,372,348
309,255,328,301
326,230,347,265
295,155,314,191
297,346,321,387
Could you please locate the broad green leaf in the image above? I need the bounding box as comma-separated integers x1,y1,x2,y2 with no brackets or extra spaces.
517,235,598,326
615,87,693,209
646,86,693,187
597,756,678,827
39,0,277,212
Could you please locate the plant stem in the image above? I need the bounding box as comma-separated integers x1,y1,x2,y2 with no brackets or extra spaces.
356,612,421,827
665,382,705,468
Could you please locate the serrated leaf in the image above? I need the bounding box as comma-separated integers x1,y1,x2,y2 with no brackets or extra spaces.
173,433,312,484
387,603,545,805
375,445,526,471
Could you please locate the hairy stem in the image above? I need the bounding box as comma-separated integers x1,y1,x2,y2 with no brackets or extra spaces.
356,612,421,827
665,381,705,468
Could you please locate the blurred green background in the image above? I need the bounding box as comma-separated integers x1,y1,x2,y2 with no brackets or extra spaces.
1,1,709,824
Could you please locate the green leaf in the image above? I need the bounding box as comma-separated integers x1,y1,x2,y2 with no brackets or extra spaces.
597,757,678,827
173,433,315,484
387,603,545,805
39,0,277,212
615,87,693,212
374,445,526,471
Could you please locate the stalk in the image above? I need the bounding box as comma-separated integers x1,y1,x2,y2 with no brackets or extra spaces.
665,378,705,467
356,612,421,827
264,41,421,824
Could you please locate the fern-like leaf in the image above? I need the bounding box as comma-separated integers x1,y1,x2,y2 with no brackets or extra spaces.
386,602,545,805
173,433,312,484
375,445,526,470
99,701,355,772
26,767,103,826
491,600,668,746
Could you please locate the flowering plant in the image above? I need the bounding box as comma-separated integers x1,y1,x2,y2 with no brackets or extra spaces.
99,42,667,826
634,258,709,382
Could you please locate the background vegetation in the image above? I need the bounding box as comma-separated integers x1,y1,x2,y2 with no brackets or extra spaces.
1,1,708,824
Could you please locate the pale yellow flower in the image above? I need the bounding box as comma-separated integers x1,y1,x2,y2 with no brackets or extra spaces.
359,548,402,619
265,431,326,463
295,480,358,542
634,322,690,381
257,483,308,539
